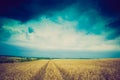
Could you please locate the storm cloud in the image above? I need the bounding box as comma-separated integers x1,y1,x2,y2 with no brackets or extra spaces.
0,0,120,19
0,0,120,39
0,0,77,22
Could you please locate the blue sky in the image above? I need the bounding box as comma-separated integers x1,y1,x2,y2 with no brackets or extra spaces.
0,0,120,58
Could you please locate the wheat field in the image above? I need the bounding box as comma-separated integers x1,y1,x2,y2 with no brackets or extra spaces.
0,59,120,80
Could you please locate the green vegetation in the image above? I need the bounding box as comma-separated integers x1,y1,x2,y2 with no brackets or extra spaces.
0,55,50,63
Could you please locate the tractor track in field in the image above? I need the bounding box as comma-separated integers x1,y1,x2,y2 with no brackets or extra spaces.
53,62,81,80
43,61,64,80
31,60,65,80
30,61,50,80
53,62,67,80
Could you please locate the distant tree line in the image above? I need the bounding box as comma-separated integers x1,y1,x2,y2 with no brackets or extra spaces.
0,56,50,63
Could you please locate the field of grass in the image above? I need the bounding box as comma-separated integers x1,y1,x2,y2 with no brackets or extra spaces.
0,59,120,80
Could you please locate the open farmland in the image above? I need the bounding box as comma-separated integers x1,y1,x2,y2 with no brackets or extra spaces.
0,59,120,80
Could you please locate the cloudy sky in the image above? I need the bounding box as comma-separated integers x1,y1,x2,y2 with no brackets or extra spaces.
0,0,120,58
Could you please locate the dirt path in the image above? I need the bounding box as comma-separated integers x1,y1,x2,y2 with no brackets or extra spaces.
43,61,64,80
53,62,69,80
30,61,50,80
31,60,64,80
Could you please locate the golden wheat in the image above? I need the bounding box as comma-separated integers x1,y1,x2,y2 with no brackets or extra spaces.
0,59,120,80
0,60,48,80
53,59,120,80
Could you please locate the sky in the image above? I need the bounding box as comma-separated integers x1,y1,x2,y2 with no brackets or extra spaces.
0,0,120,58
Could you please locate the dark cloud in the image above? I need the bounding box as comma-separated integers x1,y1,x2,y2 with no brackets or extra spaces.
99,0,120,39
0,0,77,22
0,0,120,40
106,18,120,39
108,18,120,30
76,0,120,39
0,0,29,22
99,0,120,17
0,0,120,20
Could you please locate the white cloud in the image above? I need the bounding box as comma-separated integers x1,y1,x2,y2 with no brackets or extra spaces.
4,17,120,51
